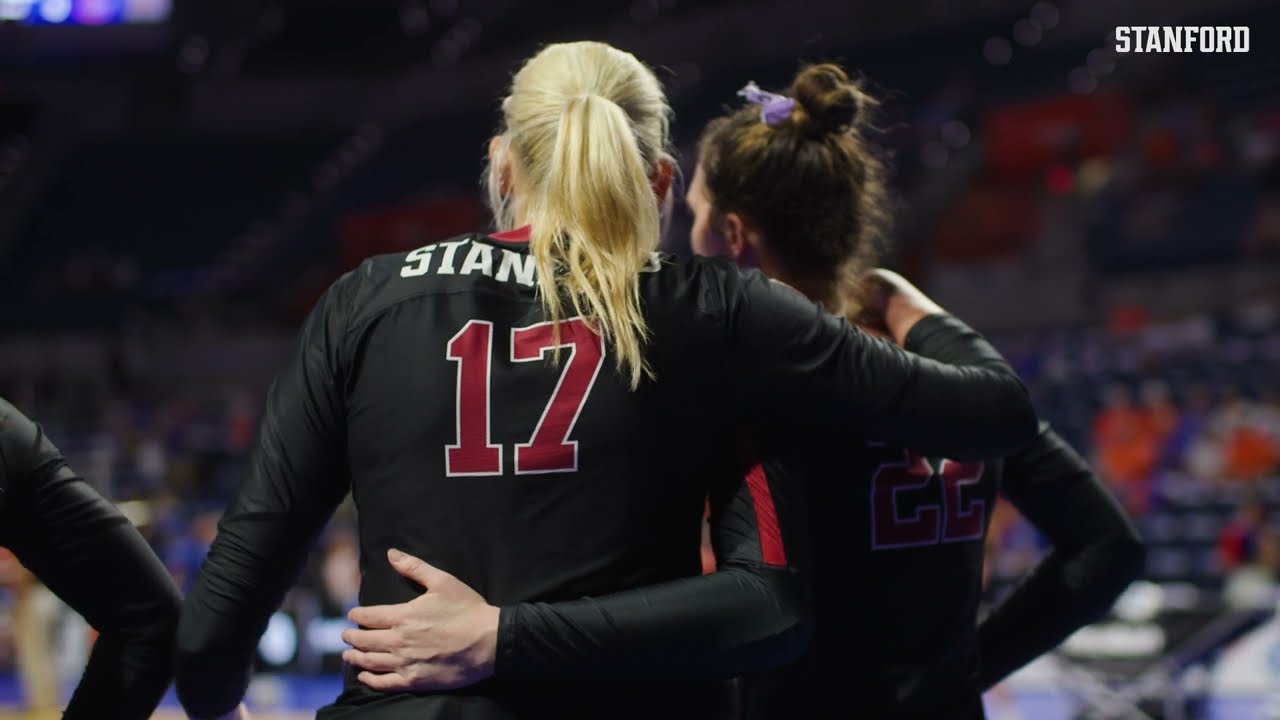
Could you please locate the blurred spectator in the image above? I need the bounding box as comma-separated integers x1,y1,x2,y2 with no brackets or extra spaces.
1165,385,1213,470
1219,495,1269,572
6,560,59,719
165,510,221,594
1141,380,1180,448
1094,383,1159,514
1223,523,1280,610
988,301,1279,593
1185,420,1228,484
1217,394,1280,481
226,392,259,454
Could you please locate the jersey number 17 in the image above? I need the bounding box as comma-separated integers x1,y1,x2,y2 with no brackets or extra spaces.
445,318,604,476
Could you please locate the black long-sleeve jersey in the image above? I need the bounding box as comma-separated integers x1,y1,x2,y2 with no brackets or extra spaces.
0,398,181,720
736,318,1145,720
491,315,1143,720
175,228,1038,720
973,425,1146,693
489,315,1002,682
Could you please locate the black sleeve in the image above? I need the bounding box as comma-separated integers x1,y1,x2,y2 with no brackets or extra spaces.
723,271,1038,460
496,461,808,678
976,424,1146,690
175,274,357,719
0,400,181,720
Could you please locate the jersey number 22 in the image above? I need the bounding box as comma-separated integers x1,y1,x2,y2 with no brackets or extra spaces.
870,452,986,549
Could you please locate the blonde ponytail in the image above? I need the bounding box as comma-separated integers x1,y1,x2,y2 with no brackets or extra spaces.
527,94,658,388
489,42,671,390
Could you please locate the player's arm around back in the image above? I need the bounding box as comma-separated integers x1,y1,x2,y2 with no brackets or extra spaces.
497,460,809,678
0,399,182,720
719,265,1037,460
341,440,812,686
976,423,1145,689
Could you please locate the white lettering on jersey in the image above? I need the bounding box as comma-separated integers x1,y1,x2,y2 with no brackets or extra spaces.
460,242,495,278
1115,26,1131,53
400,246,434,277
435,240,468,275
401,240,535,286
496,249,536,287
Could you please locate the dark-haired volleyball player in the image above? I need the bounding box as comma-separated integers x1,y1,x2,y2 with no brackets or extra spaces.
0,398,181,719
346,64,1144,720
689,65,1144,719
175,42,1037,720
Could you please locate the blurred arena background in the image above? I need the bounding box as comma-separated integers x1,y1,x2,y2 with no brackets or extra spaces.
0,0,1278,717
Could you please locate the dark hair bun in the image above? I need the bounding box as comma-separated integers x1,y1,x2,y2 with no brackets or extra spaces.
789,63,865,137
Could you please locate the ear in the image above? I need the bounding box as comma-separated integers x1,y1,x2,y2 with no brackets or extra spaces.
720,212,746,259
489,135,511,196
721,212,765,264
651,158,675,204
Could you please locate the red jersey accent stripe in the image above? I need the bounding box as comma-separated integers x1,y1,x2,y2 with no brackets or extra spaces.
745,463,787,566
489,225,531,243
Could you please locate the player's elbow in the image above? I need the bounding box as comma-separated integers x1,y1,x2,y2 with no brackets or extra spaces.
174,648,252,720
174,605,235,674
117,574,182,637
1106,528,1147,591
149,576,184,633
994,379,1040,457
94,574,182,675
174,607,254,719
128,584,182,660
1080,530,1147,623
772,596,812,665
771,586,811,662
1100,513,1147,588
744,566,812,669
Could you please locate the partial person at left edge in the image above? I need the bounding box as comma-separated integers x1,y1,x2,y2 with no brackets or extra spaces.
0,397,182,719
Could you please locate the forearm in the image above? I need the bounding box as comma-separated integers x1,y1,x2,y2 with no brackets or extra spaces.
497,459,808,679
892,313,1036,459
0,401,193,717
497,563,807,678
902,313,1009,371
977,531,1144,689
178,274,352,716
983,427,1146,689
66,615,178,720
175,566,259,717
1,468,182,720
177,510,327,718
61,529,181,720
728,271,1036,460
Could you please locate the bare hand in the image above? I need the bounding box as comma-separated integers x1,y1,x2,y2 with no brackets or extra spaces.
342,549,499,692
859,269,944,346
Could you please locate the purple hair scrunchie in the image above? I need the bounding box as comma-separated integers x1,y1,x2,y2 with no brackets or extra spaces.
738,81,795,126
